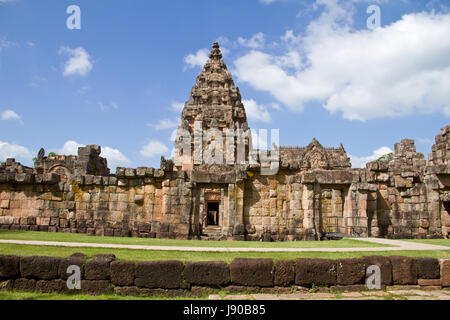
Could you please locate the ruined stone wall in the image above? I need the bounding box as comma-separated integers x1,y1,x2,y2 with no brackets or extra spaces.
364,136,446,239
0,167,193,239
1,127,449,241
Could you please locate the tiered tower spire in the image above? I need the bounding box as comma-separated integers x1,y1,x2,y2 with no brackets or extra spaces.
181,42,248,131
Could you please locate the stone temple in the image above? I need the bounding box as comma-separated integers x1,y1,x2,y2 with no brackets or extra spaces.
0,43,449,241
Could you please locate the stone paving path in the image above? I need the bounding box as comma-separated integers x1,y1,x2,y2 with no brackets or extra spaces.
208,288,450,300
0,237,448,252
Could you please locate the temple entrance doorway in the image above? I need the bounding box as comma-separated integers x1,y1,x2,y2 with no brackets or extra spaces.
319,188,345,237
206,202,220,226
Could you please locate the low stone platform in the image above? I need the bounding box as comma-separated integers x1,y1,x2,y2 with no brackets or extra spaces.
1,253,449,298
209,287,450,300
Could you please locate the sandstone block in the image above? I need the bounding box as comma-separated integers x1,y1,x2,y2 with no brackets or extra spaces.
84,255,115,280
230,258,273,287
295,258,337,286
337,258,366,285
110,261,135,286
416,258,440,279
114,286,139,296
13,278,36,292
390,256,417,285
135,260,183,289
418,279,441,286
80,280,113,295
58,253,87,280
20,256,61,280
183,261,230,287
0,255,20,279
35,279,68,294
442,260,450,287
274,260,295,287
363,256,393,285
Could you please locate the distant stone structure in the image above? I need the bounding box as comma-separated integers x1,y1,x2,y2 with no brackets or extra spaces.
0,43,448,240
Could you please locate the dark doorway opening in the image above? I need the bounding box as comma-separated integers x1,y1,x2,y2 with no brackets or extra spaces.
206,202,220,226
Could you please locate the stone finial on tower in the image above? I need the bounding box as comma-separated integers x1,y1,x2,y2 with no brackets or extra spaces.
209,42,222,60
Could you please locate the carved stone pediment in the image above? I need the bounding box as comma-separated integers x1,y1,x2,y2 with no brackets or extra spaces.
304,139,329,170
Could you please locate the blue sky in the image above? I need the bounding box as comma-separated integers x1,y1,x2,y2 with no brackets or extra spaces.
0,0,449,170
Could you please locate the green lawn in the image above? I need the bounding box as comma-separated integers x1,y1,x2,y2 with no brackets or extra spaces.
0,230,392,248
0,290,200,300
0,243,449,262
403,239,450,247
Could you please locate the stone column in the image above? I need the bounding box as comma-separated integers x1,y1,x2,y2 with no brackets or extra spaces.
235,181,245,226
199,188,205,229
301,182,315,240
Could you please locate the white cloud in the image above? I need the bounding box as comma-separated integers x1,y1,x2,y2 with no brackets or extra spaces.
1,109,22,124
237,33,266,49
57,140,83,155
350,146,393,168
98,101,119,112
29,76,47,88
243,99,272,123
78,86,89,95
0,142,34,164
56,140,130,169
184,48,209,69
233,3,450,121
58,46,93,77
101,146,131,168
148,118,179,130
140,140,169,158
0,37,15,52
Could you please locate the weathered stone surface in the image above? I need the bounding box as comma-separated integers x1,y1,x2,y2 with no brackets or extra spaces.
330,284,368,292
295,259,337,286
135,261,183,289
183,261,230,286
20,256,61,280
336,259,366,285
80,280,112,295
114,286,139,296
13,278,36,292
0,255,20,279
84,255,115,280
442,260,450,287
418,279,441,286
274,260,295,287
58,253,87,280
35,279,68,294
110,261,135,286
363,256,393,285
230,258,273,287
416,258,440,279
390,256,418,285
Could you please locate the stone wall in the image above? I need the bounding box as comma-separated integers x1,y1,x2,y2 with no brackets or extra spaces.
0,165,193,239
1,254,448,296
0,128,449,241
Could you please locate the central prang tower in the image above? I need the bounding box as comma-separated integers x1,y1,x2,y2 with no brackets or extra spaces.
174,42,249,170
